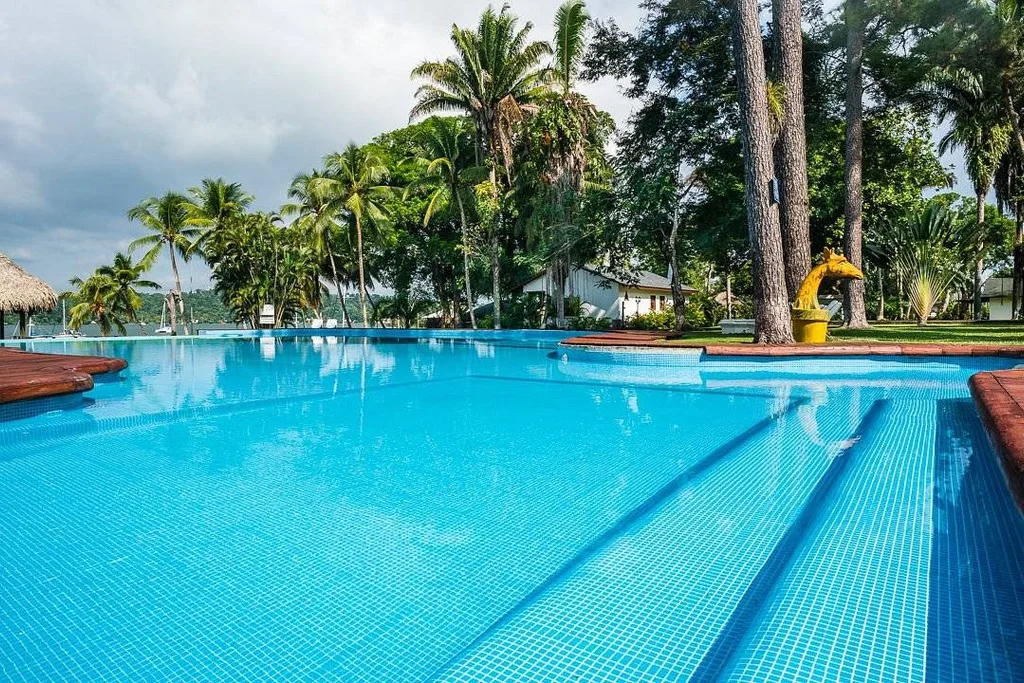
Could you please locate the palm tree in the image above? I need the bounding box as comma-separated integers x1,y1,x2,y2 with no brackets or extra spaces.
185,178,253,253
732,0,794,343
315,143,392,326
128,192,201,335
930,68,1011,318
96,251,161,324
282,170,353,327
66,274,124,336
411,4,551,328
410,117,483,329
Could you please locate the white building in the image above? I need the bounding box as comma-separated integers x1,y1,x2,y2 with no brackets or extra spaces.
520,265,696,321
982,277,1014,320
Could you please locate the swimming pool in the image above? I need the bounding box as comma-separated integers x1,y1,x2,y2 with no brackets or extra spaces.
1,333,1021,682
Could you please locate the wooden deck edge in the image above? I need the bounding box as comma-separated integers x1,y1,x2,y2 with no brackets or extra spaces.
969,371,1024,513
0,349,127,405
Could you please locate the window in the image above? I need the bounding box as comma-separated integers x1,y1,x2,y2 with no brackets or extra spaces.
659,295,666,311
650,295,656,311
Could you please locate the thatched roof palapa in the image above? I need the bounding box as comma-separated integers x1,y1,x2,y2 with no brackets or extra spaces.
0,252,58,314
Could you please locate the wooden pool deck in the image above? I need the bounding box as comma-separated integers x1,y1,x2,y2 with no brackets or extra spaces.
0,348,126,405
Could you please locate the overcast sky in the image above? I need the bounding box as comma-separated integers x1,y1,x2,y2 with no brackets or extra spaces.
0,1,960,291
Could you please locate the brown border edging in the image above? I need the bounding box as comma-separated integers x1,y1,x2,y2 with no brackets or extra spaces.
970,371,1024,512
0,349,127,405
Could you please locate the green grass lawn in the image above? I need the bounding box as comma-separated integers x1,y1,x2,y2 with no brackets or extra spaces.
661,322,1024,345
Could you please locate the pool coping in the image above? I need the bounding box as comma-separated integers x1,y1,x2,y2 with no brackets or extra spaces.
0,348,127,405
969,370,1024,512
560,331,1024,357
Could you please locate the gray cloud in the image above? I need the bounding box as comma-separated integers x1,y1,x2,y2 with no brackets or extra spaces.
0,0,642,289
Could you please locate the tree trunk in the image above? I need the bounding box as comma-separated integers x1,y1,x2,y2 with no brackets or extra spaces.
876,268,885,320
456,191,477,329
772,0,812,300
975,188,986,320
165,293,177,337
491,233,502,330
327,251,351,328
168,245,186,335
669,177,687,332
355,215,369,327
726,274,734,319
842,0,869,329
732,0,794,344
554,258,566,328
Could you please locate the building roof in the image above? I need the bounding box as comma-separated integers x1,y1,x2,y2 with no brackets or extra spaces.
520,264,696,294
982,277,1013,298
0,252,58,314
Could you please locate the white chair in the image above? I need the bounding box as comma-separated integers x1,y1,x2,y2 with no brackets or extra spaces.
310,318,324,329
325,319,338,329
822,300,843,320
259,304,275,328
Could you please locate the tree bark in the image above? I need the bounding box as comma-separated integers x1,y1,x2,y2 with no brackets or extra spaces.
355,215,369,327
732,0,794,344
168,245,184,335
975,188,985,320
772,0,812,300
726,274,734,319
842,0,869,328
491,233,502,330
456,191,477,329
876,268,885,320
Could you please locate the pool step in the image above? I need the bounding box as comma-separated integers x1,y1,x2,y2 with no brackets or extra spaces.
428,391,880,682
714,400,936,683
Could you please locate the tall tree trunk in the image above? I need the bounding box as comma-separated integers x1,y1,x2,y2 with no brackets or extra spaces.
726,273,734,319
491,233,501,330
842,0,869,328
168,246,185,335
456,191,477,329
1014,204,1024,320
553,258,566,328
327,252,351,328
732,0,794,344
876,268,885,320
772,0,812,299
975,188,986,320
669,184,686,331
355,215,369,327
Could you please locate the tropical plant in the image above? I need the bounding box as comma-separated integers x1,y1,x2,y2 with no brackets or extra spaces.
127,192,202,335
411,4,552,328
314,143,393,326
282,170,354,327
408,116,483,328
95,251,161,324
186,178,253,253
203,213,322,328
66,274,124,336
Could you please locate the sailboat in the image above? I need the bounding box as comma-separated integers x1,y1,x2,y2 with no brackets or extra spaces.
54,299,80,338
155,299,173,335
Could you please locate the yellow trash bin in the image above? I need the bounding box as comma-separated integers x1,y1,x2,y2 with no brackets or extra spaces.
791,308,830,344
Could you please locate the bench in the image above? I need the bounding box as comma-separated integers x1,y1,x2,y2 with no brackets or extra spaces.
720,318,756,335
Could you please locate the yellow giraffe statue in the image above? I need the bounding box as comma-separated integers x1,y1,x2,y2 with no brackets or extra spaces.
791,248,864,343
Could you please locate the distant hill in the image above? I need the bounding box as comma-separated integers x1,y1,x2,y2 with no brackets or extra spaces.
4,290,368,327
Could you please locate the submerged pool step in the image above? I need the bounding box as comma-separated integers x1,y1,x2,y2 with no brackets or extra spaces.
717,400,936,683
429,391,880,682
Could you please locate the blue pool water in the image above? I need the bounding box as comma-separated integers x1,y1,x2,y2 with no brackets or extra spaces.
0,333,1022,682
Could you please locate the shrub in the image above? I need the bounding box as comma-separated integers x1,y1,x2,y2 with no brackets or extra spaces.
628,310,675,330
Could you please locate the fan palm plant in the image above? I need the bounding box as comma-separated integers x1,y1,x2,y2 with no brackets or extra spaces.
411,4,551,328
127,192,202,335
